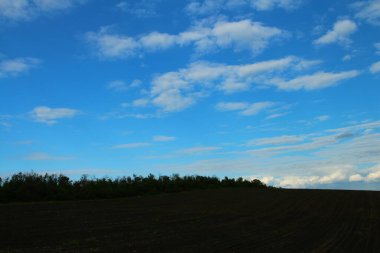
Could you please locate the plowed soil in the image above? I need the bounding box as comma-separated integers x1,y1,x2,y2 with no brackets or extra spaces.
1,188,379,252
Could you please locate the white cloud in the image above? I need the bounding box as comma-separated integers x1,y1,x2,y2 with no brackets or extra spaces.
370,61,380,74
85,27,139,59
147,56,319,112
153,135,176,142
152,89,198,112
133,56,356,113
365,164,380,181
140,32,177,51
266,112,288,120
314,19,357,46
216,102,249,111
202,19,285,54
349,174,364,182
316,115,330,122
85,19,286,58
352,0,380,26
278,167,352,188
116,1,158,18
113,142,151,149
246,135,305,146
0,0,86,21
0,57,40,78
185,0,303,16
240,102,275,116
326,120,380,134
29,106,80,125
155,121,380,188
107,79,141,92
216,101,275,116
375,42,380,55
106,80,128,92
367,170,380,181
24,152,73,161
250,0,303,11
269,70,360,91
179,146,221,154
342,54,352,61
131,98,150,107
246,135,337,156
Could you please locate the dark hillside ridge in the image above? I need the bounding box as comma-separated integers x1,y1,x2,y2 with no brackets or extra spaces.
0,172,268,203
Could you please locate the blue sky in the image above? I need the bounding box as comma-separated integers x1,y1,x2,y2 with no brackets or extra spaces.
1,0,380,189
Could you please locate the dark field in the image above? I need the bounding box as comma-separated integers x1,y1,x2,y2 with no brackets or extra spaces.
1,188,380,252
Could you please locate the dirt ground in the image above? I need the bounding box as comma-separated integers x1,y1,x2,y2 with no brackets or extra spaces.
1,188,379,252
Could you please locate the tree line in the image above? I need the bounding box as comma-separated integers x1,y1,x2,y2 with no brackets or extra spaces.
0,172,270,203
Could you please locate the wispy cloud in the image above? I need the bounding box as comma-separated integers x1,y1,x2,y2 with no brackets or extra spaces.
246,135,305,146
116,1,159,18
351,0,380,26
0,57,40,78
313,19,357,46
179,146,221,154
216,101,276,116
0,0,86,21
185,0,303,16
250,0,303,11
375,42,380,55
29,106,80,125
370,61,380,74
153,135,176,142
315,115,330,122
269,70,360,91
24,152,73,161
113,142,151,149
106,79,141,92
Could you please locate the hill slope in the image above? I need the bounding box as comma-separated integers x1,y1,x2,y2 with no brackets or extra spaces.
1,188,379,252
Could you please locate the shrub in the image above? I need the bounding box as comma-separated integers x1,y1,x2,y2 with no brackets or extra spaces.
0,172,269,203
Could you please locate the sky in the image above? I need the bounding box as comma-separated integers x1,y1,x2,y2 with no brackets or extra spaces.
0,0,380,190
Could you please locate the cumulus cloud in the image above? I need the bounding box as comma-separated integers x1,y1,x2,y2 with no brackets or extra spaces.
370,61,380,74
269,70,360,91
0,0,86,21
85,27,140,59
130,56,357,113
314,19,357,46
278,168,351,188
274,163,380,188
85,19,286,58
147,56,323,112
349,174,364,182
352,0,380,26
29,106,80,125
0,57,40,78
